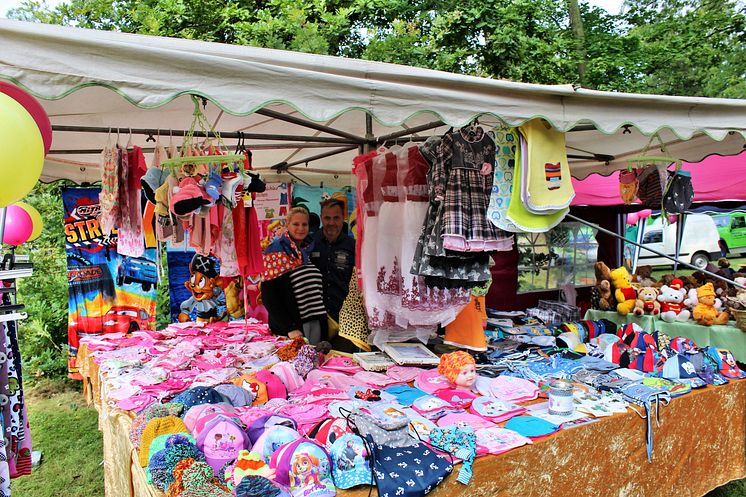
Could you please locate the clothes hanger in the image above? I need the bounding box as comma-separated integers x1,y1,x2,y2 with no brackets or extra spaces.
160,96,245,173
626,133,681,170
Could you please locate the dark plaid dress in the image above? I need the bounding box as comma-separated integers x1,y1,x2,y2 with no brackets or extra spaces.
410,135,492,289
434,128,501,251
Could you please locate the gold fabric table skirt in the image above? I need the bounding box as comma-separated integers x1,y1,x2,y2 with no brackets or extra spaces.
78,343,746,497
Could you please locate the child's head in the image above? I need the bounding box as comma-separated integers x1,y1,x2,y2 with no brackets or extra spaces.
437,351,477,388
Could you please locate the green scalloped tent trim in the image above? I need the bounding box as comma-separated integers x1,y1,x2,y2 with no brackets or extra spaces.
1,76,743,143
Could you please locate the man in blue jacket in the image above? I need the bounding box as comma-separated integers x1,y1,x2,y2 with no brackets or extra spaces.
310,199,355,348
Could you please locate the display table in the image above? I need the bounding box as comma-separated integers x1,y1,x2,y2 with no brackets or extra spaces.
78,343,746,497
585,309,746,362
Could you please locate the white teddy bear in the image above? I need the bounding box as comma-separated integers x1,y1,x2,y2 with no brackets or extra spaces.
657,278,691,322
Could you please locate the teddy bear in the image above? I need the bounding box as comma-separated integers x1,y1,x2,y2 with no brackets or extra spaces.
634,286,661,316
631,265,656,288
686,282,730,326
591,261,615,311
610,266,637,316
657,278,691,322
653,274,674,290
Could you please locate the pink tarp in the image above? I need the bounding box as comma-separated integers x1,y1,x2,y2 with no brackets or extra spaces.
571,151,746,206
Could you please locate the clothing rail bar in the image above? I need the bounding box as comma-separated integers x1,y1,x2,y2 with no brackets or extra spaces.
51,126,360,145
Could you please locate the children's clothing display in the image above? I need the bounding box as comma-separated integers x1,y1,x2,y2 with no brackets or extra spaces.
506,132,568,232
486,127,520,233
353,144,473,347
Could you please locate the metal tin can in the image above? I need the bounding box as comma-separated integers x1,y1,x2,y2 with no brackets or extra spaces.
548,380,574,417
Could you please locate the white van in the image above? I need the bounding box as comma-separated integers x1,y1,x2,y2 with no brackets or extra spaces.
635,214,722,269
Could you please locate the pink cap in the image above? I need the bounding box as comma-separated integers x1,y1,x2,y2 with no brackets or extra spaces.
255,370,288,400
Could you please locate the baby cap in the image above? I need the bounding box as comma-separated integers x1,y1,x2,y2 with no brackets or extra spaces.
214,384,256,407
195,415,250,476
256,370,288,400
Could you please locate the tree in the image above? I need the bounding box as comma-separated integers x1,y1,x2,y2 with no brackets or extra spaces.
622,0,746,97
15,182,70,379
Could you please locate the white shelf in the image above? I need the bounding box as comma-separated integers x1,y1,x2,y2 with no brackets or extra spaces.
0,268,33,280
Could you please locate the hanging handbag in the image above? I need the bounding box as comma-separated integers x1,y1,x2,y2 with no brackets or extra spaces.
661,170,694,217
635,165,666,208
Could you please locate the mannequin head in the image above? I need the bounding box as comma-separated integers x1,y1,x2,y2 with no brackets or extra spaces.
437,351,477,390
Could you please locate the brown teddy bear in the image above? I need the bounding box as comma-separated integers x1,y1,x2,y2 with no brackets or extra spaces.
632,265,656,288
591,262,615,311
634,286,661,316
654,274,674,290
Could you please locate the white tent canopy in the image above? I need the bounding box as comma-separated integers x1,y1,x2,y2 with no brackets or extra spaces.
1,19,746,186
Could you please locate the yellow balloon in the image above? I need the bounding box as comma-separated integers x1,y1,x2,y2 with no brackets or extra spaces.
0,93,44,207
15,201,43,241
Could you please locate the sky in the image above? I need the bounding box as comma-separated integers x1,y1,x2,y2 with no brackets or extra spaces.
1,0,626,19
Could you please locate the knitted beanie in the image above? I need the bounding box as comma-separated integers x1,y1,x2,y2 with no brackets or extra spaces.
164,440,205,482
232,450,274,486
130,402,184,450
147,449,170,491
437,351,475,384
147,433,198,467
235,475,288,497
165,458,196,497
138,416,189,467
276,337,305,361
180,461,233,497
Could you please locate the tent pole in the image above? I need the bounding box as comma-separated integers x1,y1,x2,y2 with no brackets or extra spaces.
286,171,311,185
51,125,358,145
565,213,746,290
271,145,359,170
375,120,444,144
254,108,365,142
49,143,344,155
364,114,374,153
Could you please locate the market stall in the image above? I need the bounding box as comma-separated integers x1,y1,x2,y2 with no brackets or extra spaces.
3,18,746,497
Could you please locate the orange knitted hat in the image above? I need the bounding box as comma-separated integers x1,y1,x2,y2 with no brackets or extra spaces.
437,351,475,384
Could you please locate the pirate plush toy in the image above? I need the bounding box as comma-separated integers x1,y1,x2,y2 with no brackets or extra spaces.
178,254,224,322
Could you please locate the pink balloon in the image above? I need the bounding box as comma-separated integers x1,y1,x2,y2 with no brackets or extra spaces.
0,81,52,155
2,205,33,246
626,212,639,225
638,209,653,220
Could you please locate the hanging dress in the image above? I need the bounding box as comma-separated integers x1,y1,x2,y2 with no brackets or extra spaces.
434,128,510,252
411,135,492,289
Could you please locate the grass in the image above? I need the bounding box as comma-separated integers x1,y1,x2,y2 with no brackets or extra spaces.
9,378,745,497
12,379,104,497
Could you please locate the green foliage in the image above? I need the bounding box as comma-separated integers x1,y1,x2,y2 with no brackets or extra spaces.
15,183,70,380
622,0,746,97
9,0,744,98
155,243,171,331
